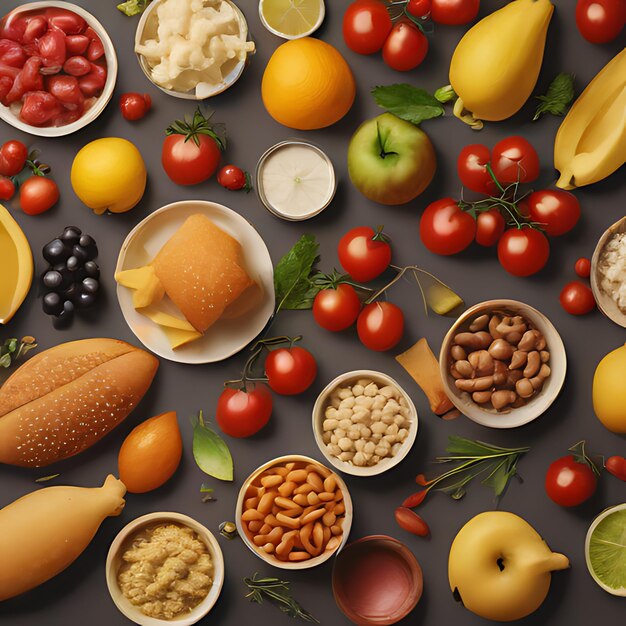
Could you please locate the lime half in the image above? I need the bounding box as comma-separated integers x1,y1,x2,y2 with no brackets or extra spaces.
259,0,325,39
585,503,626,596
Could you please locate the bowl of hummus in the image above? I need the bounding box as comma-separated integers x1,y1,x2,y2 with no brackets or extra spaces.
106,512,225,626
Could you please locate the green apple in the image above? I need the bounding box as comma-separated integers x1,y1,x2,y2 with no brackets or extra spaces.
347,112,436,205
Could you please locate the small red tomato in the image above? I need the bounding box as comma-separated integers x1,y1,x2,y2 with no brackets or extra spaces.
338,226,392,282
497,228,549,277
545,455,597,507
605,456,626,482
19,176,59,215
491,136,540,185
431,0,479,25
120,93,151,121
576,0,626,43
407,0,432,18
265,346,317,395
382,21,429,72
216,383,273,438
342,0,393,55
575,257,591,278
313,283,361,332
420,198,476,255
559,281,596,315
0,175,15,200
475,209,505,247
457,143,497,195
217,164,248,191
357,301,404,351
0,140,28,177
527,190,581,237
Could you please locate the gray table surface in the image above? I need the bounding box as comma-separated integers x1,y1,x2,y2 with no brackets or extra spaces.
1,0,625,624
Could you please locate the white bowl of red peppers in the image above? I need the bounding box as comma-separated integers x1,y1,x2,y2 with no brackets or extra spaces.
0,1,117,137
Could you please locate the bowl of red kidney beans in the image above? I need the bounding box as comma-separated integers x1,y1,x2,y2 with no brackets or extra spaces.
0,1,117,136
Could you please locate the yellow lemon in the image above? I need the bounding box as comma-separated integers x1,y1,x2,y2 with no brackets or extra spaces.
262,38,355,130
593,343,626,433
71,138,146,215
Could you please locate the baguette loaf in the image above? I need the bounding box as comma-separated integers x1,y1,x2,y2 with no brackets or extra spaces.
0,339,159,468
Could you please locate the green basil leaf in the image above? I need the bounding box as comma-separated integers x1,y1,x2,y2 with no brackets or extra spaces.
192,411,233,481
533,73,575,121
482,459,510,497
372,84,445,125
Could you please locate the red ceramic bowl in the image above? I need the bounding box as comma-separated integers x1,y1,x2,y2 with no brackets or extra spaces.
332,535,423,625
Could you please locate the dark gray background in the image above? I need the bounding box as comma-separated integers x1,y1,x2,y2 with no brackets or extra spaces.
1,0,625,624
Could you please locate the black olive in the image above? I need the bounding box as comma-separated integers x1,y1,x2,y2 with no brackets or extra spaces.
53,301,74,326
42,292,63,315
83,260,100,279
66,256,80,271
78,234,96,249
82,277,99,294
64,283,78,302
60,226,82,246
72,244,90,263
42,238,69,264
42,270,63,290
76,291,97,309
63,300,75,315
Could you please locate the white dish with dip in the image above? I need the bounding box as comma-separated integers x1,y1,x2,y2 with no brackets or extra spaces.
256,140,337,221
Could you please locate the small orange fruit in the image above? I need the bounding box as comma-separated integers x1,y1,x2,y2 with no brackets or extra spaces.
118,411,183,493
261,37,356,130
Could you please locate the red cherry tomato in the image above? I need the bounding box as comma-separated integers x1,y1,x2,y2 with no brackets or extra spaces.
605,456,626,482
357,301,404,351
575,257,591,278
119,93,151,121
216,383,273,438
527,190,581,237
431,0,480,25
497,228,549,277
217,164,248,191
0,175,15,200
475,209,505,247
342,1,393,55
407,0,432,18
491,136,540,185
338,226,392,282
313,284,361,332
420,198,476,255
264,346,317,395
19,176,59,215
457,143,497,195
545,455,597,507
559,281,596,315
0,140,28,176
382,21,428,71
576,0,626,43
162,134,222,185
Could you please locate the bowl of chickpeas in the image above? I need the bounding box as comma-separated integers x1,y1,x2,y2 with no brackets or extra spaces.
312,371,418,477
235,455,353,570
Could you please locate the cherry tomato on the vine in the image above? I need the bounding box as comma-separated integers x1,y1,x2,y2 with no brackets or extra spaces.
576,0,626,43
265,346,317,395
457,143,497,195
475,209,505,247
19,176,59,215
119,92,151,121
497,228,549,277
491,136,540,185
0,140,28,177
560,281,596,315
216,383,273,438
420,198,476,255
431,0,480,25
545,455,597,507
343,1,393,55
313,283,361,332
407,0,432,18
0,175,15,200
338,226,391,282
217,164,248,191
527,190,580,237
382,21,428,72
357,301,404,351
575,257,591,278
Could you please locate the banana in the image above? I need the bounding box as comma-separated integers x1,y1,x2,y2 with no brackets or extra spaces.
555,48,626,190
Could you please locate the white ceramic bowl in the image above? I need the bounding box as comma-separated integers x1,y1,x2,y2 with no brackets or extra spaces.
312,370,418,477
590,216,626,328
0,1,117,137
135,0,252,100
114,200,275,364
105,512,225,626
235,455,353,570
440,300,567,429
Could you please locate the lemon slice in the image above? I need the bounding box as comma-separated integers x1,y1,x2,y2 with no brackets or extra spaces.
259,0,325,39
585,503,626,596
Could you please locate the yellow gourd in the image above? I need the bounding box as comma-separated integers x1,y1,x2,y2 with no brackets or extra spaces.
449,0,554,124
0,475,126,601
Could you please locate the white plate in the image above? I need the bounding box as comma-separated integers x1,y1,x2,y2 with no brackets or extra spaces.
115,200,275,364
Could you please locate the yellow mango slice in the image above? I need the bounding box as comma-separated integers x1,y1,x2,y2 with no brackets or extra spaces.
115,266,165,309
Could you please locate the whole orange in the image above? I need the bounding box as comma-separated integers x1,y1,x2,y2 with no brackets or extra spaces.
261,38,356,130
118,411,183,493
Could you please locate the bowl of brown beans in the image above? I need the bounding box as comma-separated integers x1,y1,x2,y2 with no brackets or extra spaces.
440,300,567,428
235,455,353,569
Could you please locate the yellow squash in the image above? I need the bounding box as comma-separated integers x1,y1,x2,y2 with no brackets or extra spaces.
449,0,554,123
555,48,626,190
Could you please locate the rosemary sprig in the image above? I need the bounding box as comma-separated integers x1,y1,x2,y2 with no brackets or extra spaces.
244,573,319,623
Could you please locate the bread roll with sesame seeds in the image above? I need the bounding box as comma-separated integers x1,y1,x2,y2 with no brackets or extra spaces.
0,339,158,468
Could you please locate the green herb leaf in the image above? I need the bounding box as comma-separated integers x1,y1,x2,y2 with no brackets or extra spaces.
0,353,11,368
191,411,233,481
372,84,445,125
533,73,575,121
273,235,321,312
117,0,152,16
569,440,602,477
35,473,60,483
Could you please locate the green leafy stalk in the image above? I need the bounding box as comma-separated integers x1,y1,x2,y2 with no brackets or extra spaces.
534,73,575,121
117,0,152,17
372,84,445,125
191,411,233,481
569,440,602,478
0,337,37,380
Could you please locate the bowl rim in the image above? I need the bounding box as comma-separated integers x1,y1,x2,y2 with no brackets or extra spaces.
134,0,251,100
234,454,353,570
311,370,418,477
0,0,118,137
105,512,225,626
439,299,567,429
258,0,325,40
331,534,423,625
